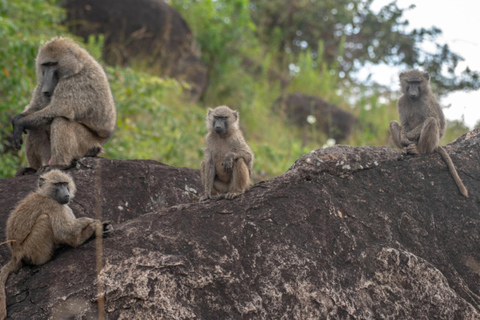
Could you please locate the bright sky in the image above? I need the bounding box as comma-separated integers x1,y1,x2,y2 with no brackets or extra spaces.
359,0,480,128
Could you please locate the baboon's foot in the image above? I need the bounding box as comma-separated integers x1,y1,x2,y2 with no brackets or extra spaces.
404,144,420,155
225,192,241,200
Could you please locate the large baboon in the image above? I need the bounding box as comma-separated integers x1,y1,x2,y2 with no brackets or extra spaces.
389,70,468,197
200,106,254,201
0,170,112,320
11,37,116,172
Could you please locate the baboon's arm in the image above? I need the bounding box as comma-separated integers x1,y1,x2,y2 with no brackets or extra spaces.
398,126,415,146
225,149,253,165
19,86,47,116
14,103,75,130
52,215,99,248
405,124,423,141
11,102,75,149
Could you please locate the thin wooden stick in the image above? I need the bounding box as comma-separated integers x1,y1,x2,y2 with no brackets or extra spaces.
95,161,105,320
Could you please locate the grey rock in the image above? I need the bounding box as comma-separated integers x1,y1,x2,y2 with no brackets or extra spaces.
1,130,480,319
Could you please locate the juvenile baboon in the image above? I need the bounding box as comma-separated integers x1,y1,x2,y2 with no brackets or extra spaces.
0,170,112,320
389,70,468,197
200,106,254,200
11,37,116,173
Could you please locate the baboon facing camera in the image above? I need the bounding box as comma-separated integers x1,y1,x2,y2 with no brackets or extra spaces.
11,37,116,173
200,106,254,201
0,170,113,320
390,70,468,197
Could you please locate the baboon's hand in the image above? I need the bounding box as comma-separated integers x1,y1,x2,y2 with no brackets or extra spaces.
400,136,412,147
405,131,418,141
12,114,26,150
12,124,24,150
222,152,236,173
102,220,114,235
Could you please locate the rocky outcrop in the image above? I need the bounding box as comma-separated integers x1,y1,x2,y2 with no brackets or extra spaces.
1,129,480,319
274,92,358,142
64,0,207,101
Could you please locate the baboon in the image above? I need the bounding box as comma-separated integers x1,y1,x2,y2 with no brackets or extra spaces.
200,106,254,201
11,37,116,173
390,70,468,197
0,170,113,320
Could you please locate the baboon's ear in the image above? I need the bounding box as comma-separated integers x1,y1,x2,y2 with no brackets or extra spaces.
399,72,406,80
208,108,213,116
233,111,238,120
423,72,430,82
38,177,45,188
63,47,84,76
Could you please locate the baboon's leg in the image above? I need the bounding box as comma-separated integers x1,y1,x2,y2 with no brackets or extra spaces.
53,217,99,248
417,117,439,154
49,117,103,166
200,161,206,186
226,158,250,199
213,179,230,194
200,160,220,198
21,214,55,265
389,121,406,149
24,128,51,170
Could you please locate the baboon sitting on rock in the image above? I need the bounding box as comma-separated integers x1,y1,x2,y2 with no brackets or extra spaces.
11,37,116,174
200,106,254,201
0,170,113,320
390,70,468,197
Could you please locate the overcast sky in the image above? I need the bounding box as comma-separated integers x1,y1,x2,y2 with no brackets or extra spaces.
360,0,480,128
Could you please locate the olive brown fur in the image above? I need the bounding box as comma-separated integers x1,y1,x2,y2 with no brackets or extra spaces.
200,106,254,201
389,70,468,197
0,170,112,320
11,36,116,172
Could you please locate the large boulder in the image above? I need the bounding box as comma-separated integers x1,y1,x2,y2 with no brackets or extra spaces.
274,92,358,142
64,0,207,101
1,129,480,319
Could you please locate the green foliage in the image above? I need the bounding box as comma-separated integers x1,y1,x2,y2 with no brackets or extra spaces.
249,0,480,93
0,0,474,180
170,0,261,106
0,0,69,177
105,67,205,168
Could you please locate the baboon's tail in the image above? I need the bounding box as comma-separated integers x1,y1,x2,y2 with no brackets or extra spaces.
437,146,469,198
0,259,22,320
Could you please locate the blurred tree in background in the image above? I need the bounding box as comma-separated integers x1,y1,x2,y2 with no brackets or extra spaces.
0,0,475,178
247,0,480,94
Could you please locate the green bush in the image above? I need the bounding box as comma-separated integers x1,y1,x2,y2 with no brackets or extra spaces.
0,0,472,179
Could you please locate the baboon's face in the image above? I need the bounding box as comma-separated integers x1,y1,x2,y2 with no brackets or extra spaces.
400,70,430,101
405,80,422,101
207,106,239,135
37,37,85,99
213,115,229,135
38,170,76,204
40,61,59,99
52,181,71,204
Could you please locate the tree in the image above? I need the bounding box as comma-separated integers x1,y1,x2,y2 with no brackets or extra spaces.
249,0,480,94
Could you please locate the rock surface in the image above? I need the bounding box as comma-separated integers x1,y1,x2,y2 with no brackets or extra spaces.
1,129,480,319
64,0,208,101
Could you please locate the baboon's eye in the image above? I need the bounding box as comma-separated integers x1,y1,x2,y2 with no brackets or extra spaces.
42,62,58,67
